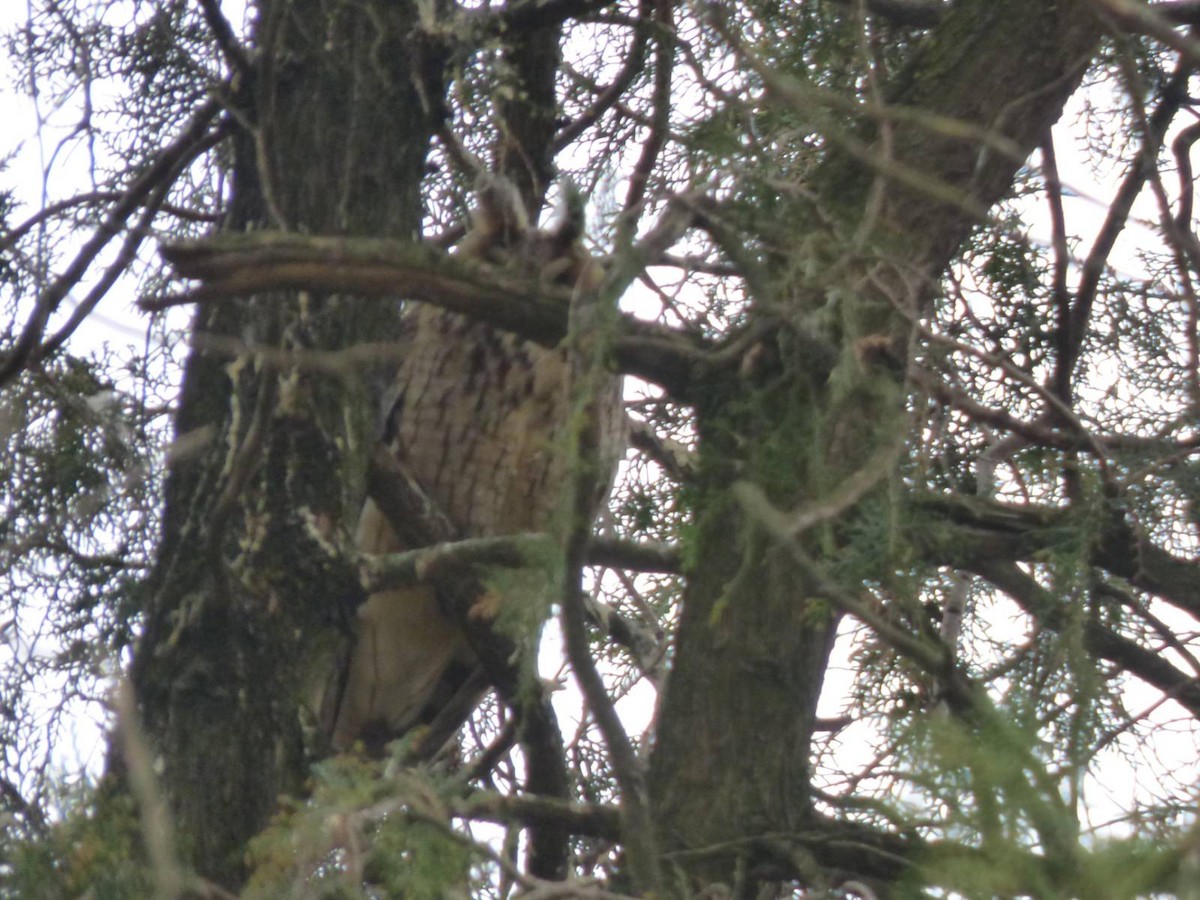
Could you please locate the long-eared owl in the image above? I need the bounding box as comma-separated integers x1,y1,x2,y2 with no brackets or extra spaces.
327,178,626,753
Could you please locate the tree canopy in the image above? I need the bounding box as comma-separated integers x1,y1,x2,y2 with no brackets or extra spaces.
3,0,1200,897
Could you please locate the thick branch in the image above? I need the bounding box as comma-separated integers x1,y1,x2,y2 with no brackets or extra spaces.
914,493,1200,620
860,0,1102,279
833,0,1200,30
464,0,617,33
451,791,621,840
158,232,710,395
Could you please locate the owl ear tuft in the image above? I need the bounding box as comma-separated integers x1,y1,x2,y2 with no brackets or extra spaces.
548,178,586,251
459,173,601,290
459,173,529,257
542,179,602,290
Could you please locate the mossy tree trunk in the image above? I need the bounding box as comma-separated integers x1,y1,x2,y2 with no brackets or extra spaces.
647,0,1104,891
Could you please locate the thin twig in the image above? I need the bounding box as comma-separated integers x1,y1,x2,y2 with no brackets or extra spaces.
0,98,225,387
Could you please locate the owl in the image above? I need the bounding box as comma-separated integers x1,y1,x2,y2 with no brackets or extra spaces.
327,179,625,753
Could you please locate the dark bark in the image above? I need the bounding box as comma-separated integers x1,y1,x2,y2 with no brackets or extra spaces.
912,492,1200,620
128,0,445,887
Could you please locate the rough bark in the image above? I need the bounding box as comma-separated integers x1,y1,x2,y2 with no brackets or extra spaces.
647,0,1105,892
128,0,444,886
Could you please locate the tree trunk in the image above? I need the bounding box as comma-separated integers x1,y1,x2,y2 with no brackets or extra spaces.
128,0,445,887
647,0,1103,892
649,381,843,889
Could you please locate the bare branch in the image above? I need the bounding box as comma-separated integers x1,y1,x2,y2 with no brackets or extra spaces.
196,0,251,77
156,230,711,395
451,790,621,840
0,99,225,387
560,230,661,892
1071,58,1193,380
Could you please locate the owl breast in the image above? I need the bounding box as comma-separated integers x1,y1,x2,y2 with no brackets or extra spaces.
328,301,625,752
